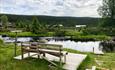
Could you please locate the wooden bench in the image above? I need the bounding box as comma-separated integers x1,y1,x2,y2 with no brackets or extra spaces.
21,42,68,67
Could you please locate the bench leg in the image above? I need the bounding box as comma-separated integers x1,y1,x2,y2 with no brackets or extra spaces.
28,52,30,57
43,53,46,57
21,50,24,59
37,52,40,58
38,54,40,58
64,55,66,63
59,56,62,68
21,43,24,60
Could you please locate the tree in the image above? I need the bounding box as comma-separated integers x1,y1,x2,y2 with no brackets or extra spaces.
31,17,42,34
15,19,24,28
98,0,115,27
0,15,8,31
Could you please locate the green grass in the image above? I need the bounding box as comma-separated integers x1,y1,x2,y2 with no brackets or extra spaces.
95,53,115,70
72,35,111,41
77,53,97,70
0,44,64,70
0,32,55,37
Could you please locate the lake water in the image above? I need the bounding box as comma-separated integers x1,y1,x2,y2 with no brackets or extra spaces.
47,40,101,52
1,37,102,52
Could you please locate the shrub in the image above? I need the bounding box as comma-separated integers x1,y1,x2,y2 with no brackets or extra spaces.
54,30,66,36
65,30,83,36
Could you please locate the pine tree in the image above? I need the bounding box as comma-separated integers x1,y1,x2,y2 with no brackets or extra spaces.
31,17,42,34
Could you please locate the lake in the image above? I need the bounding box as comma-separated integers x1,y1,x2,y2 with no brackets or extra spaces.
1,36,102,53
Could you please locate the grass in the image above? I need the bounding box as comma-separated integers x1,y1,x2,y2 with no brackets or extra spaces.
0,32,55,37
0,43,64,70
72,35,111,41
95,53,115,70
77,53,98,70
77,53,115,70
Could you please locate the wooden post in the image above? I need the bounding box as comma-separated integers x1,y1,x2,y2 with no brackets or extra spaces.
37,47,40,58
11,30,22,57
93,47,94,53
14,32,17,56
28,42,30,57
21,42,24,59
59,45,62,69
64,55,66,63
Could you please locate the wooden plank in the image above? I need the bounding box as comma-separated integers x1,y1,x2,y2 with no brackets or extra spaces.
38,46,62,51
38,43,62,47
38,43,63,51
39,49,62,57
42,56,58,67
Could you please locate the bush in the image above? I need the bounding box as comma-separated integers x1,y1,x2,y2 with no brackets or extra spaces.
100,41,115,52
65,30,83,36
82,27,115,36
82,28,103,35
54,30,66,36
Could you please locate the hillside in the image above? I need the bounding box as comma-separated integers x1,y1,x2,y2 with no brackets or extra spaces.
0,14,100,27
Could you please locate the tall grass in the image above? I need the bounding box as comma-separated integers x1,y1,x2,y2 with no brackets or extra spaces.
77,54,97,70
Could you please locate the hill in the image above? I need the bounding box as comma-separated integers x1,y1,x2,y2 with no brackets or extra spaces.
0,14,100,27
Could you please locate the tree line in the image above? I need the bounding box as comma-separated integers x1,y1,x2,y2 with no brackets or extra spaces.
0,15,63,34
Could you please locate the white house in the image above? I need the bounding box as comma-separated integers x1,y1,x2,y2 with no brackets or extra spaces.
75,25,86,28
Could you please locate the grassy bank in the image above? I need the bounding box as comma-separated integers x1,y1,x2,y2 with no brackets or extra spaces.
0,32,54,37
72,35,111,41
0,31,111,41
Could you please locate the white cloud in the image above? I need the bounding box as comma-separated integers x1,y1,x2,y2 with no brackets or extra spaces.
0,0,102,17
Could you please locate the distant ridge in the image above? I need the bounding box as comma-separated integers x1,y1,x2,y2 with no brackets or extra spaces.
0,13,100,27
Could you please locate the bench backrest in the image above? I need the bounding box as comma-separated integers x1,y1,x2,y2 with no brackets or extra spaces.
38,43,63,51
21,42,63,51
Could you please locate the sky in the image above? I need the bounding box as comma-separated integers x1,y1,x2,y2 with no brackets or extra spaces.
0,0,102,17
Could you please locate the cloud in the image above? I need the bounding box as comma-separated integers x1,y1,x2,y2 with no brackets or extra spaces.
0,0,102,17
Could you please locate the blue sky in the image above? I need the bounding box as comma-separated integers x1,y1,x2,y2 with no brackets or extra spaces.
0,0,102,17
